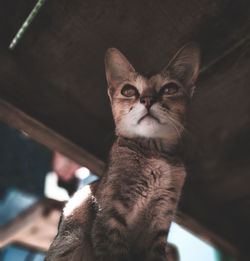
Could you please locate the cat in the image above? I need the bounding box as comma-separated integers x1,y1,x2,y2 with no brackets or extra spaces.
45,42,200,261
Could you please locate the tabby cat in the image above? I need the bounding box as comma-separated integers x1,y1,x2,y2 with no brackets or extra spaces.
45,42,200,261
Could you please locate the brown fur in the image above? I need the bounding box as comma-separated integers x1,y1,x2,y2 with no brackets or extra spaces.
45,43,200,261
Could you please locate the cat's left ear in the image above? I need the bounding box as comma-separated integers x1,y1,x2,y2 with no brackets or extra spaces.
105,48,135,96
162,43,200,96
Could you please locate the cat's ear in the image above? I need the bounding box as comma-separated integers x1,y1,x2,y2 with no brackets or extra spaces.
105,48,135,90
162,43,200,94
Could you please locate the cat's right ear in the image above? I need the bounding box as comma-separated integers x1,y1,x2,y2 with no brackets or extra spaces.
161,43,200,96
105,48,135,98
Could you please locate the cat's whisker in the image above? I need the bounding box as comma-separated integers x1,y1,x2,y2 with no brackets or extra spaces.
166,115,184,138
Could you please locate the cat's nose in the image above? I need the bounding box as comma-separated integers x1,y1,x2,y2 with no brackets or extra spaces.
140,96,155,109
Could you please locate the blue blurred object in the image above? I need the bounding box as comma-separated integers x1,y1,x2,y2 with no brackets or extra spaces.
31,252,46,261
2,246,30,260
78,172,99,189
2,245,45,261
0,189,37,226
0,189,41,261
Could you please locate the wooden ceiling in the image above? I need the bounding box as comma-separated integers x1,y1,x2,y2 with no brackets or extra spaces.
0,0,249,259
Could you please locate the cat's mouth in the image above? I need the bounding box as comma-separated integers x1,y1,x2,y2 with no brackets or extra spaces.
138,113,160,124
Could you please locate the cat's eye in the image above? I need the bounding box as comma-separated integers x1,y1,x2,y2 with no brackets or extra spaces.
121,84,138,97
160,82,179,95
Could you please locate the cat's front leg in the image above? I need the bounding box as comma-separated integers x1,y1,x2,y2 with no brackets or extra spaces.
147,242,179,261
146,221,180,261
165,243,180,261
91,209,129,261
146,198,177,261
146,231,169,261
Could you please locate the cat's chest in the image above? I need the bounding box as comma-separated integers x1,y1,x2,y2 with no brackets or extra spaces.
147,158,173,180
124,158,185,226
142,154,185,183
137,158,185,197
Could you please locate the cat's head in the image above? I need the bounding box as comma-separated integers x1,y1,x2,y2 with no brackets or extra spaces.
105,43,200,141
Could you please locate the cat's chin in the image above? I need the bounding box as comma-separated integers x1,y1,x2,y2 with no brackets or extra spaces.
116,121,180,141
137,114,160,125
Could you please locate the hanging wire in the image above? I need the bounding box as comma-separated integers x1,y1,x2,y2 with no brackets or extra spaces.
9,0,46,49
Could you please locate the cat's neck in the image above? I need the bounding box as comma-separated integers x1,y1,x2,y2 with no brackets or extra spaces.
116,135,183,160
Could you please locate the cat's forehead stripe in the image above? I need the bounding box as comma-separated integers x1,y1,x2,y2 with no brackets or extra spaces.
134,75,148,93
134,74,171,94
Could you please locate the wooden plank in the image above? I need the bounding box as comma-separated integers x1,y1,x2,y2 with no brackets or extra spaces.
12,209,60,251
0,200,61,251
0,201,45,248
0,98,105,176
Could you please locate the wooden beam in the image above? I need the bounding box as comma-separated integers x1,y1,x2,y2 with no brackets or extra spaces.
0,98,105,176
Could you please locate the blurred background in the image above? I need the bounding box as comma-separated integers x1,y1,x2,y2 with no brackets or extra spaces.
0,0,249,260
